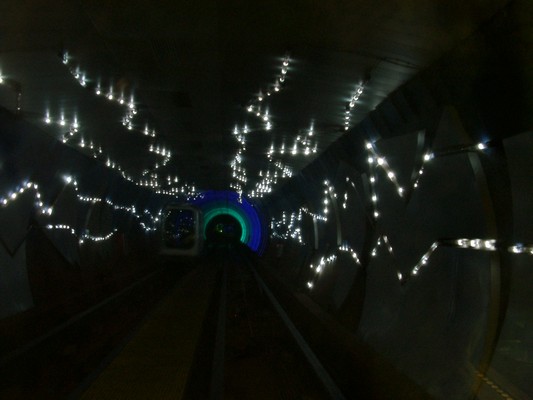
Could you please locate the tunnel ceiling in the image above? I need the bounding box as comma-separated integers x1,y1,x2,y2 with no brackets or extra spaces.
0,0,510,194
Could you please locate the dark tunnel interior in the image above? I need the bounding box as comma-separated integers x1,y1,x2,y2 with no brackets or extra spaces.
0,1,532,399
205,214,243,249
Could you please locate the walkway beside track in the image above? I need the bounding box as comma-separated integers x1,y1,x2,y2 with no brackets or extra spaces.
79,264,218,400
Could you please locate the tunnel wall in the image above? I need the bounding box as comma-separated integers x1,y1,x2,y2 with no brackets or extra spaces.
0,108,165,322
262,3,533,399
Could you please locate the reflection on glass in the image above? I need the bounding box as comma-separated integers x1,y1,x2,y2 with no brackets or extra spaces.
163,209,196,249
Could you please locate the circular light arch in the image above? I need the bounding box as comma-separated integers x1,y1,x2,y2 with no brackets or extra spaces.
191,190,265,252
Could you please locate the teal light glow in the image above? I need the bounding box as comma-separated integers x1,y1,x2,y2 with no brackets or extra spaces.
191,191,265,252
203,207,248,243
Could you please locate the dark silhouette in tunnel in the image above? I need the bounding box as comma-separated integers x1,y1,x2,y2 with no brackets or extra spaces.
205,214,243,250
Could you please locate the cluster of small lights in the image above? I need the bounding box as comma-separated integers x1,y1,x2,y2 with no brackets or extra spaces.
3,174,166,242
43,110,82,144
294,130,520,292
270,209,304,243
308,253,337,286
292,124,318,156
136,172,195,197
62,177,164,234
105,158,130,179
43,104,137,181
246,105,272,131
367,236,532,284
143,125,157,138
266,129,318,160
148,143,172,168
107,200,161,231
77,195,102,203
366,141,410,202
61,51,140,131
270,178,339,244
120,99,138,131
338,243,362,264
77,195,159,229
270,186,335,243
300,206,328,222
249,160,293,198
402,238,498,282
230,150,247,197
305,235,533,290
306,243,362,290
273,160,293,178
322,180,337,218
230,124,249,200
61,50,182,191
77,137,103,158
154,184,196,197
365,139,493,220
80,229,117,243
343,83,365,131
246,53,291,131
0,181,52,215
46,223,118,245
342,181,350,209
231,53,303,199
371,235,394,258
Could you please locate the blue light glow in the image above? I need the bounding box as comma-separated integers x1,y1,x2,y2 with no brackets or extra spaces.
191,190,265,252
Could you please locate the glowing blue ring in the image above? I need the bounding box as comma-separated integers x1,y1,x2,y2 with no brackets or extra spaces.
191,191,264,252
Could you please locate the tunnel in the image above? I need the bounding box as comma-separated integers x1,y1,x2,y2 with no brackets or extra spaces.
205,214,243,248
0,1,532,399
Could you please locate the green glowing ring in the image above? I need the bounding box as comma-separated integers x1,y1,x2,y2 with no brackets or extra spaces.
203,207,248,243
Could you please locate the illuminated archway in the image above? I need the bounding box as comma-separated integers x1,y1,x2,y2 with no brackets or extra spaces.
191,190,265,252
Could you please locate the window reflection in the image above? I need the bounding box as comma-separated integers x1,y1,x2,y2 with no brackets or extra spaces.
163,209,196,249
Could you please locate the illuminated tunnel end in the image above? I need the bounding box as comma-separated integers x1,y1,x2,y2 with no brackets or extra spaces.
192,190,265,253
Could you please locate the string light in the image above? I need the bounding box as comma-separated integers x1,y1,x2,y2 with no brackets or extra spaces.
245,52,291,131
59,49,180,187
46,223,118,245
0,181,52,215
307,243,362,289
343,82,366,131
